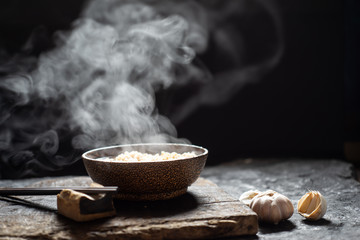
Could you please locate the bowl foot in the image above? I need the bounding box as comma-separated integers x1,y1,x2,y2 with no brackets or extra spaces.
114,187,188,201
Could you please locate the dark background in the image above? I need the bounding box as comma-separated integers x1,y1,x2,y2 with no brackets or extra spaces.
0,0,355,174
178,0,347,164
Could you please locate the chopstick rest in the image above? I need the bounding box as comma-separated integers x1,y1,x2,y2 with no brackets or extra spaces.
57,187,116,222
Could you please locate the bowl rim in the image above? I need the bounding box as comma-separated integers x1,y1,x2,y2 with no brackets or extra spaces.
82,143,208,162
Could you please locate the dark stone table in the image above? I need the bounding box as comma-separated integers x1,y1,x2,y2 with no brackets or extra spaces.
202,158,360,239
0,158,359,239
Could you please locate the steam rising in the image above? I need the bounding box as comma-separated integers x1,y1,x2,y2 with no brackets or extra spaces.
33,16,196,149
0,0,282,178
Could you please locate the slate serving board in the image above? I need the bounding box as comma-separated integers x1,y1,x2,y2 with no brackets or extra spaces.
0,176,258,240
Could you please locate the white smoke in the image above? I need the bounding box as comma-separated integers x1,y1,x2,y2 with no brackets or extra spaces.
31,16,195,149
0,0,210,177
29,0,213,150
166,0,284,124
0,0,283,178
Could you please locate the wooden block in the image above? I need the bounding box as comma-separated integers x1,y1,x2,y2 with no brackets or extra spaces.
0,177,258,239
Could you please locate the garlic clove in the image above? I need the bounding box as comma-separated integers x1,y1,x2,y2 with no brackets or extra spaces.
297,191,327,221
298,193,311,212
239,190,262,206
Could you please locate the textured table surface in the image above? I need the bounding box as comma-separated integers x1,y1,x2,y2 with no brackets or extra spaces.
201,158,360,240
1,158,359,240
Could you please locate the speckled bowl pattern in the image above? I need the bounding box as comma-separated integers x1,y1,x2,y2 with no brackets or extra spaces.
82,143,208,201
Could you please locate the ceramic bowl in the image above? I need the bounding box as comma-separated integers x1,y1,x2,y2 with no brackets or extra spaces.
82,143,208,201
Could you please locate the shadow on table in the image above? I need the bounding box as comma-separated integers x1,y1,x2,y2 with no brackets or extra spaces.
0,195,57,212
302,218,341,227
258,220,296,234
214,235,259,240
113,191,199,218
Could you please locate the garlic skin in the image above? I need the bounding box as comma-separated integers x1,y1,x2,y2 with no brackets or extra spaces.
239,190,262,206
297,191,327,221
249,190,294,224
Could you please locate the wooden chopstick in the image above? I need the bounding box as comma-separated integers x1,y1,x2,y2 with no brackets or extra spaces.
0,186,119,195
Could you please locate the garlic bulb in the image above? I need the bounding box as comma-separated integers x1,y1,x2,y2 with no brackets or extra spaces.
297,191,327,221
239,190,262,206
249,190,294,224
